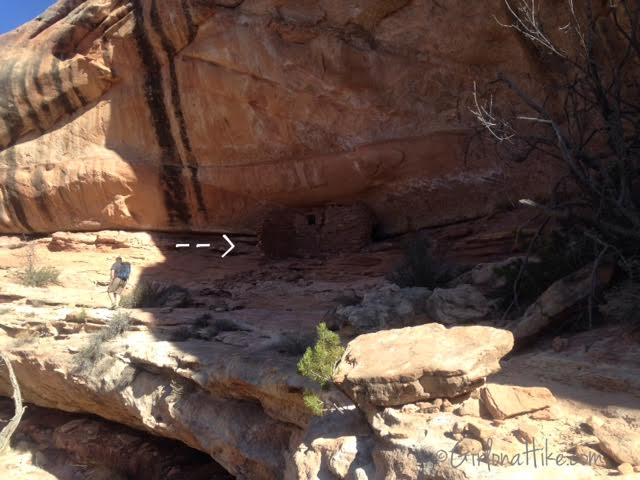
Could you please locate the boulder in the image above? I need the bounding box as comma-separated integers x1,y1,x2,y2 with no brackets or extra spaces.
425,285,490,325
449,257,527,293
48,232,98,251
572,444,611,468
453,438,483,455
529,407,559,421
327,436,360,478
366,405,600,480
479,384,556,420
455,398,481,418
368,408,427,440
372,443,468,480
485,438,523,466
286,407,375,480
333,323,514,409
589,419,640,466
511,263,613,342
618,463,634,475
513,423,539,444
334,284,431,334
463,421,496,449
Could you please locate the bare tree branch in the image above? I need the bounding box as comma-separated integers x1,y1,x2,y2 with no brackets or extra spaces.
0,355,25,454
496,0,568,57
474,0,640,321
469,82,516,141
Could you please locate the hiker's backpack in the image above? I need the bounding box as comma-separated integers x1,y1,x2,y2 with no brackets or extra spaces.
118,262,131,281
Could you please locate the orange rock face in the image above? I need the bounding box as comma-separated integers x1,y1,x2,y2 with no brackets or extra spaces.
0,0,556,234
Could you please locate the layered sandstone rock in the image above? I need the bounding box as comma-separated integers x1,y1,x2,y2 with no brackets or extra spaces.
0,0,557,235
425,284,491,325
331,283,432,335
589,418,640,467
479,384,556,420
0,399,233,480
511,263,614,342
0,328,304,479
333,323,514,409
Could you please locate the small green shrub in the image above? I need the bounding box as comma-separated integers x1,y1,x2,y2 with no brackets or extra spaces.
298,323,344,388
121,281,191,308
13,328,40,346
303,392,325,416
389,237,453,288
75,312,131,372
103,311,131,338
297,323,344,416
18,265,60,287
75,337,104,372
75,309,88,322
16,244,60,287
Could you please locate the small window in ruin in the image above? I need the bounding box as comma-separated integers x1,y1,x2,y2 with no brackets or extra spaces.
307,215,316,226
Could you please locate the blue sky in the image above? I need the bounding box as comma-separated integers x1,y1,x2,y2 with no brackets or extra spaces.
0,1,56,35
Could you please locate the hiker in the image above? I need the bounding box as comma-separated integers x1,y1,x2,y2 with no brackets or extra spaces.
108,257,131,309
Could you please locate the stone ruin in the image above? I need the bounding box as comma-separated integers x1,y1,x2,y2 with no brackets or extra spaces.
257,203,375,258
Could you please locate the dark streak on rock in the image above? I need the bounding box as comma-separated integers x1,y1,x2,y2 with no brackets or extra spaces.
68,4,105,30
66,59,88,107
4,147,33,231
57,169,78,214
0,58,26,149
182,0,198,43
31,167,54,222
19,59,44,133
151,0,207,216
31,56,52,118
30,0,88,39
72,85,88,107
0,185,9,229
132,0,191,225
51,59,75,115
51,28,78,60
32,57,45,96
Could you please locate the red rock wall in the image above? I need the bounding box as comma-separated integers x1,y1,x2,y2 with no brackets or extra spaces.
0,0,557,235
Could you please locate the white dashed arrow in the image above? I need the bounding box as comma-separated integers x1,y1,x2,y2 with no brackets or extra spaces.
221,235,235,258
174,235,235,257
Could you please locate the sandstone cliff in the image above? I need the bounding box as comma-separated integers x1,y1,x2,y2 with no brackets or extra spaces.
0,0,555,235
